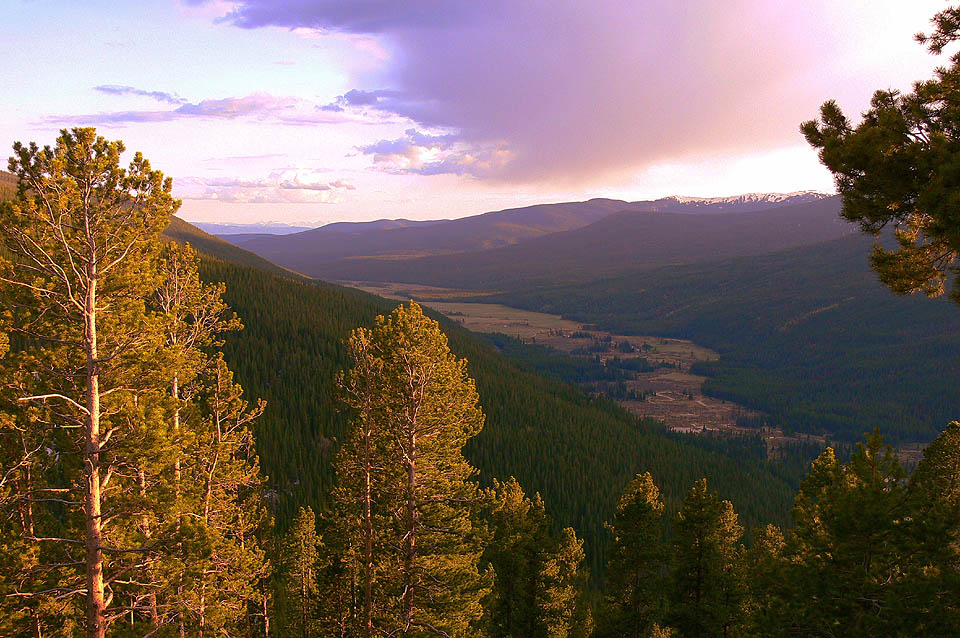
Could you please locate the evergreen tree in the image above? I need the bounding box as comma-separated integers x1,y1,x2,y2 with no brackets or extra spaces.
180,354,268,636
331,302,491,636
0,128,177,638
668,479,745,638
153,240,243,635
538,527,593,638
327,324,396,636
280,507,322,638
778,435,914,636
742,524,787,637
902,421,960,632
598,472,666,638
802,4,960,305
481,477,552,638
0,130,268,637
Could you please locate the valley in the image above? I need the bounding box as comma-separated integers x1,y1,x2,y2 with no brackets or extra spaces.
348,281,814,451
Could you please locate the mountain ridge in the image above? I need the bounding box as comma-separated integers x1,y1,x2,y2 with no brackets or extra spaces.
282,196,853,289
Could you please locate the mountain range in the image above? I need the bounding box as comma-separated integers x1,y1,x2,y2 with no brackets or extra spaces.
232,194,850,288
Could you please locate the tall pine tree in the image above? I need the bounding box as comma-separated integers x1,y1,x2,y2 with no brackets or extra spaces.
331,302,491,636
668,478,745,638
598,472,666,638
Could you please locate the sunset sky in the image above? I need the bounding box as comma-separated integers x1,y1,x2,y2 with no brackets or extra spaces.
0,1,950,225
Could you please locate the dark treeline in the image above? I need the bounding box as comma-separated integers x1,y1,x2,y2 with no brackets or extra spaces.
595,427,960,637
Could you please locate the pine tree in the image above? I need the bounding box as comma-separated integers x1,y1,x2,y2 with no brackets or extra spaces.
0,128,178,637
481,476,552,637
538,527,593,638
331,301,491,636
742,524,787,637
780,435,914,635
327,325,395,636
668,478,745,638
598,472,666,638
153,240,242,635
179,354,267,636
0,129,269,637
902,421,960,632
280,506,322,637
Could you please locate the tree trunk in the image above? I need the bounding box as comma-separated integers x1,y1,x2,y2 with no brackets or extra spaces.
363,423,374,638
84,271,107,638
402,424,417,631
262,585,270,638
172,374,186,638
138,468,159,626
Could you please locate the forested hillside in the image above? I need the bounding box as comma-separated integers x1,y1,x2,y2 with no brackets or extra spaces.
193,251,798,576
0,170,15,198
156,213,798,570
491,233,960,442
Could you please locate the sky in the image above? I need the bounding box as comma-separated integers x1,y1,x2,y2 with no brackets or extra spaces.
0,0,951,225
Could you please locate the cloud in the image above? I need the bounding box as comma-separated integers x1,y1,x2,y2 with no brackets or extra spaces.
211,0,474,33
356,128,509,177
319,88,404,113
94,84,186,104
202,0,941,185
46,89,401,127
46,93,318,125
177,170,356,204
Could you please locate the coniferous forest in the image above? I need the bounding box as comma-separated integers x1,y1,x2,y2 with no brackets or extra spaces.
5,6,960,637
1,127,959,638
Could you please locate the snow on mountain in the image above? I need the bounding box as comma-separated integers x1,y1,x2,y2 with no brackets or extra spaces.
651,191,833,213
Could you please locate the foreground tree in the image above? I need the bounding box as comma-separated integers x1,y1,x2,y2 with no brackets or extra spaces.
0,128,178,637
330,302,491,636
668,479,745,638
782,438,913,634
597,472,666,638
180,355,268,636
279,507,322,638
537,527,592,638
802,5,960,304
481,477,552,637
0,128,268,637
480,477,591,638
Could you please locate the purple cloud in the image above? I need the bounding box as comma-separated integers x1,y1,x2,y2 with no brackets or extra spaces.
210,1,474,33
319,88,405,113
356,129,507,177
94,84,186,105
199,0,883,184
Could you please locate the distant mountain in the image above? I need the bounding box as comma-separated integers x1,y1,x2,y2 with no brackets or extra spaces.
162,216,296,276
651,191,832,213
235,193,840,284
237,198,655,274
286,197,853,289
194,221,316,236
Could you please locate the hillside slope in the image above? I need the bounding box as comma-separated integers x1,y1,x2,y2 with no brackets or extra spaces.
161,219,796,574
491,233,960,442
